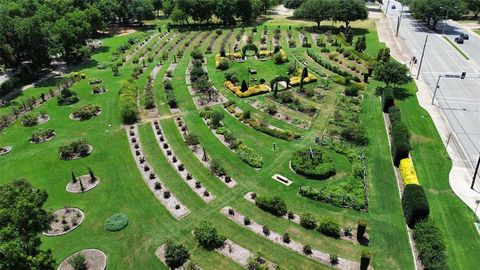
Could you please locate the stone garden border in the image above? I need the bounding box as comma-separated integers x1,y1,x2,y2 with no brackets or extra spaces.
69,109,102,121
151,120,215,203
29,132,56,144
57,248,107,270
66,175,100,193
271,174,293,186
43,207,85,237
220,207,364,270
125,125,189,219
59,144,93,160
0,146,12,156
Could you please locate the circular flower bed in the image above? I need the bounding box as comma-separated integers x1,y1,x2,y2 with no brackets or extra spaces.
67,175,100,193
29,129,56,143
43,207,84,236
21,113,50,127
291,148,336,179
0,146,12,156
92,85,108,94
70,104,102,120
104,213,129,232
57,249,107,270
59,140,92,160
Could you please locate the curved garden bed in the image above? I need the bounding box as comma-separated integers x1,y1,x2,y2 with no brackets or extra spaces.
290,147,336,180
29,129,56,143
0,146,12,156
43,207,85,236
66,175,100,193
57,249,107,270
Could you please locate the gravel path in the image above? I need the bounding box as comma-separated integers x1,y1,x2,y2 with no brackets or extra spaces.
125,125,189,219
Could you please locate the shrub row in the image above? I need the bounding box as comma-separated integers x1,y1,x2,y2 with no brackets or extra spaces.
299,213,342,238
119,80,139,124
144,78,156,110
391,116,410,167
399,158,419,185
298,143,367,210
412,218,447,269
402,184,430,228
255,195,288,217
163,79,177,108
306,49,361,82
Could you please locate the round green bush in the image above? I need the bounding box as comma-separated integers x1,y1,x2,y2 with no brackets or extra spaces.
291,148,336,179
105,213,129,232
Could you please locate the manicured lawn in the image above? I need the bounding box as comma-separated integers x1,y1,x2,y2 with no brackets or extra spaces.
3,13,468,270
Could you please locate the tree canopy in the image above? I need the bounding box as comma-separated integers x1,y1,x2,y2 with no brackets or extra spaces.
374,60,411,86
407,0,467,29
0,179,55,270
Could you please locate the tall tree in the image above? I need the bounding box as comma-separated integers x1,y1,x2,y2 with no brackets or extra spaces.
373,60,410,86
294,0,334,29
0,179,56,270
409,0,466,29
214,0,237,25
332,0,368,30
237,0,253,24
190,0,215,23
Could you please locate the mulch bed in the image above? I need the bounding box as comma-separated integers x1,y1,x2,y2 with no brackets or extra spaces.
57,249,107,270
66,175,100,193
43,207,84,236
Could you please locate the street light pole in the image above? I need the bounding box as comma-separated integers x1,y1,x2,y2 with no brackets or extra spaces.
416,35,429,80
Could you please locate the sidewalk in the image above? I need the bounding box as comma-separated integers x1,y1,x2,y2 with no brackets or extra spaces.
375,15,480,219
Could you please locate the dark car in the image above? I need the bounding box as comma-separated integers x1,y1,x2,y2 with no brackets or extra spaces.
455,36,464,44
391,5,396,9
460,33,469,40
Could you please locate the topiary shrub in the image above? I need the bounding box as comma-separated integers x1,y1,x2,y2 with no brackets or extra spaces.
193,221,225,250
381,87,394,113
58,88,79,105
291,148,336,179
255,195,288,217
164,241,190,269
104,213,129,232
412,218,447,270
402,184,429,228
391,121,410,167
360,250,371,270
300,212,317,230
388,106,401,124
317,216,341,239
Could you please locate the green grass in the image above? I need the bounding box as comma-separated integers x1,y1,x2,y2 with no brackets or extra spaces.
442,36,470,60
395,81,480,269
1,15,460,270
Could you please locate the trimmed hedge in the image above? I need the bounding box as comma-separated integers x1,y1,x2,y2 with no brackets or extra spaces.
413,219,447,270
388,106,401,124
381,87,394,113
104,213,129,232
391,121,410,166
402,184,430,228
291,148,336,179
255,195,288,217
119,80,139,124
317,216,341,239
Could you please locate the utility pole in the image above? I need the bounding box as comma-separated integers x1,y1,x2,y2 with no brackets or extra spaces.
396,6,404,37
432,74,442,104
386,0,391,14
471,156,480,189
416,35,429,80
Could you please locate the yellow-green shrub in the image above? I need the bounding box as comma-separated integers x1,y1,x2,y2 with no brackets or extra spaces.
399,158,419,185
224,81,270,97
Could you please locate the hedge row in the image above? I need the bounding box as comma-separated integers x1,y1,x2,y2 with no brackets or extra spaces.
119,80,139,124
412,218,447,270
402,184,430,228
381,87,394,113
391,120,410,166
255,195,288,217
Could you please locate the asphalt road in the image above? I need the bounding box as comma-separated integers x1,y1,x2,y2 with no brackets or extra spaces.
384,0,480,172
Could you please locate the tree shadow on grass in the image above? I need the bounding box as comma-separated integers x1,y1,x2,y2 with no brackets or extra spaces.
393,86,412,100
